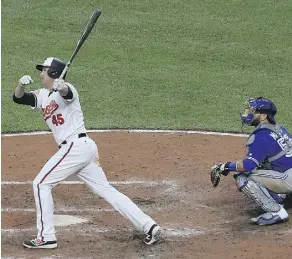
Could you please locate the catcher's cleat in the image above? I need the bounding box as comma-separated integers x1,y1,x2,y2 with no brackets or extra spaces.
144,224,161,245
23,238,57,249
251,205,288,226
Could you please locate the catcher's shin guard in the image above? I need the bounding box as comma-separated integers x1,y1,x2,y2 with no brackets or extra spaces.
234,174,281,212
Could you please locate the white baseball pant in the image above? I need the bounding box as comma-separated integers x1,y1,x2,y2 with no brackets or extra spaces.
33,136,156,241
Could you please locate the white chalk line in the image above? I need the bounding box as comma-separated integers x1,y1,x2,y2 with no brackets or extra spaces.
1,226,207,237
1,179,179,195
1,179,177,187
1,180,83,185
7,224,291,238
2,225,292,238
2,257,76,259
1,208,115,213
2,129,248,138
2,257,89,259
1,179,179,213
1,179,179,200
1,227,109,234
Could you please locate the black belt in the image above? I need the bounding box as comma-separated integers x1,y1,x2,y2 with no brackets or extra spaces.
59,133,87,149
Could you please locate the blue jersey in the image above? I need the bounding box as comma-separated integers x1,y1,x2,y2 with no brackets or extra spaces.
244,124,292,173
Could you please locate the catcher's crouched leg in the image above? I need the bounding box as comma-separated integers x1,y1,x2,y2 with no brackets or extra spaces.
234,174,288,225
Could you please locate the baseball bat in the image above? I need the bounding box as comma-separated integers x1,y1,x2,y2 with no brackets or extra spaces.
59,8,102,79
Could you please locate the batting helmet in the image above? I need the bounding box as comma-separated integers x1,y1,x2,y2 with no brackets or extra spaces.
36,57,66,79
241,97,277,125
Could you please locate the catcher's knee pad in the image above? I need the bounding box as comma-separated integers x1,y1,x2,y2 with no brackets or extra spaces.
234,173,248,191
234,174,280,212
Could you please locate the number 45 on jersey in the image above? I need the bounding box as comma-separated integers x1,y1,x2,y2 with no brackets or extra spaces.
52,114,64,126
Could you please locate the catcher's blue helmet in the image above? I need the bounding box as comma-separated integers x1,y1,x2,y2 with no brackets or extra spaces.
241,97,277,125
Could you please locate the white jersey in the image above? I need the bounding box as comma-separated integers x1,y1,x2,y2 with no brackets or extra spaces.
30,83,87,145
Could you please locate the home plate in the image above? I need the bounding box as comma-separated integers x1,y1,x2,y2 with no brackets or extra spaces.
54,215,88,227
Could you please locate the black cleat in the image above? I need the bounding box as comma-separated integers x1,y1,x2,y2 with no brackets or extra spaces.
23,238,57,249
144,224,161,245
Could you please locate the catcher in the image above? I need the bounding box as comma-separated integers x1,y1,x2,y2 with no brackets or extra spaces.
211,97,292,226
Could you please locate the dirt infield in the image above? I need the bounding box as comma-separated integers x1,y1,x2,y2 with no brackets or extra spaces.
2,132,292,259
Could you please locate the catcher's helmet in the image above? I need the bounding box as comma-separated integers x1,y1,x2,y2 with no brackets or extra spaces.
241,97,277,125
36,57,66,79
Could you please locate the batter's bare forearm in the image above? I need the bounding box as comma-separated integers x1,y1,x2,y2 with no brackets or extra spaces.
15,75,33,98
14,84,26,98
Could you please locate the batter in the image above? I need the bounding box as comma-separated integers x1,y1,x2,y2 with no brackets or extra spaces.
13,57,161,248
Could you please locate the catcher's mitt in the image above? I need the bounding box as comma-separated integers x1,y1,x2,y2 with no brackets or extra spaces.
210,164,222,188
211,163,231,187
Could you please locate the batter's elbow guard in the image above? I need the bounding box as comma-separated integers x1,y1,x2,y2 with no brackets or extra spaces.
13,94,21,104
12,93,36,106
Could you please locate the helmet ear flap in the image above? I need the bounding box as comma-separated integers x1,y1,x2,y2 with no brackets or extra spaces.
47,69,58,79
267,114,276,124
47,65,67,79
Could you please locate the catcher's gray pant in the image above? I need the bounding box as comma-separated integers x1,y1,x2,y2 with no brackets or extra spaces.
249,168,292,194
235,169,292,212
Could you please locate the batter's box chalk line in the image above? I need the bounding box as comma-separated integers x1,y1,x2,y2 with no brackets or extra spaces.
1,179,179,194
1,206,161,213
1,226,207,237
1,179,177,187
1,256,86,259
3,226,292,239
1,207,115,213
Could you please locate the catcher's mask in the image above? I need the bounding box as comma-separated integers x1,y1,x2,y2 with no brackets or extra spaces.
240,97,277,126
36,57,67,79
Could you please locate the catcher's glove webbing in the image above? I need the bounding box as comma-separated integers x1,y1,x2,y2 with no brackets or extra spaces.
211,164,222,188
210,163,230,188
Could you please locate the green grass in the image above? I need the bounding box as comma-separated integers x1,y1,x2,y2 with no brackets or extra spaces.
2,0,292,133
